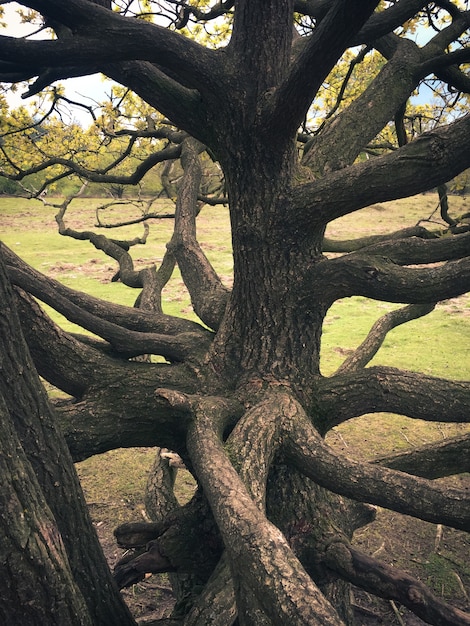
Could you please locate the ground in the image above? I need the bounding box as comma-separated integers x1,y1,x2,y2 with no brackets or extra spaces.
82,457,469,625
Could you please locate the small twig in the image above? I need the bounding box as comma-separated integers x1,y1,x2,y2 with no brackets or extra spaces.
390,600,405,626
434,524,443,552
372,541,386,558
453,572,469,600
399,429,415,447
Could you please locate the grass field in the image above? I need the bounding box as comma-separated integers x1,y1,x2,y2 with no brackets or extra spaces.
1,192,469,619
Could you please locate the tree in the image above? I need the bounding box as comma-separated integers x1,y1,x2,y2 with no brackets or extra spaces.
0,253,135,625
1,1,470,624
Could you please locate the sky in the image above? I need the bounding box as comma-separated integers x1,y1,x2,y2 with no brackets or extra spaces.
1,2,111,121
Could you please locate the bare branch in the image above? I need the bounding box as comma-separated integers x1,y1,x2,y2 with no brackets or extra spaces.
185,394,345,625
374,433,470,479
322,225,437,254
315,253,469,305
297,119,470,233
283,399,470,531
5,262,211,362
324,542,470,626
168,137,230,330
2,241,208,338
335,303,435,374
0,143,182,186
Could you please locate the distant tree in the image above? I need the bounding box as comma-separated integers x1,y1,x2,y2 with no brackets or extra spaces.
0,1,469,624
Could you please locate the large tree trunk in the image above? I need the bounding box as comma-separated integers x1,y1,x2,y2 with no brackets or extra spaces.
0,252,135,626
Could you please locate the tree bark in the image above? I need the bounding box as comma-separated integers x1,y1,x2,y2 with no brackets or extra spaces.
0,249,135,625
0,393,93,626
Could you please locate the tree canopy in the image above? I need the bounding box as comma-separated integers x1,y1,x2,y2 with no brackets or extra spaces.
0,1,469,625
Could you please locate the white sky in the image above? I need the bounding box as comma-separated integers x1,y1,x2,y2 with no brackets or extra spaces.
1,2,111,119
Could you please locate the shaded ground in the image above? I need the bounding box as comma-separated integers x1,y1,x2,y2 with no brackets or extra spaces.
84,464,469,625
93,516,176,623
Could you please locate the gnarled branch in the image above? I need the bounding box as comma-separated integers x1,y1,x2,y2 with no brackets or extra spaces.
324,542,470,626
314,366,470,433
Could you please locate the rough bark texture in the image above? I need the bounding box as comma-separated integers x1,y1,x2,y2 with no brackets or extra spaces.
0,253,135,625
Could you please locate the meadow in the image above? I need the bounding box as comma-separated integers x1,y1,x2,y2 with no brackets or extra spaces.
1,192,469,621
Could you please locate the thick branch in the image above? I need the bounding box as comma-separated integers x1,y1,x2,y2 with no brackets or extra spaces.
102,62,209,142
185,395,344,625
303,37,422,174
283,400,470,531
168,138,230,330
324,542,470,626
9,264,206,360
304,9,470,175
268,0,380,138
323,225,437,253
344,231,470,265
353,0,430,44
313,366,470,433
3,254,211,362
374,433,470,478
2,242,207,339
315,253,470,305
13,288,110,398
59,378,199,462
291,113,470,227
0,0,220,92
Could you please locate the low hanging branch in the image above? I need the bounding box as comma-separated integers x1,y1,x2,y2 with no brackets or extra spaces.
375,433,470,479
285,406,470,531
2,242,206,337
322,224,437,253
6,264,209,361
314,366,470,432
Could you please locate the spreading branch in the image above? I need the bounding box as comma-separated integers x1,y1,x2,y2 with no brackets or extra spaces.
314,366,470,433
283,396,470,531
315,253,470,305
0,0,221,92
375,433,470,479
335,303,436,374
291,113,470,227
324,542,470,626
